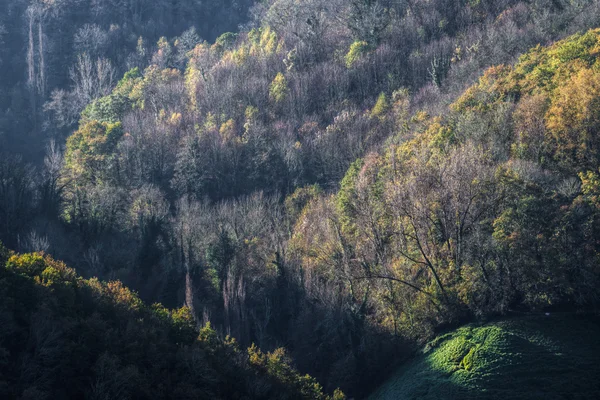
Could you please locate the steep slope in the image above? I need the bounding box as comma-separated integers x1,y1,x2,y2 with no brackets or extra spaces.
0,244,340,400
3,3,600,399
370,314,600,400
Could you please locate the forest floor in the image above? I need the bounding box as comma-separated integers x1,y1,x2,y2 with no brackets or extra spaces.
369,313,600,400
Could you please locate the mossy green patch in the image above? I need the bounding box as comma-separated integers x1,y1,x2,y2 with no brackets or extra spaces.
370,315,600,400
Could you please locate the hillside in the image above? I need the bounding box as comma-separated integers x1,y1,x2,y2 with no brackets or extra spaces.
370,314,600,400
0,245,340,400
2,1,600,398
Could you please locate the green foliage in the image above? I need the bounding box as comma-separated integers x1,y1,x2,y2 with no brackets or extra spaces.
206,229,236,287
345,40,369,68
82,68,143,124
371,93,389,119
460,347,476,371
171,306,197,343
120,67,142,84
82,94,129,123
269,72,289,103
5,253,47,277
0,249,332,399
40,264,75,287
214,32,238,52
333,388,346,400
580,169,600,208
549,30,598,64
248,344,343,400
371,315,600,399
64,120,123,183
198,322,220,348
336,158,363,236
285,184,323,223
8,4,600,399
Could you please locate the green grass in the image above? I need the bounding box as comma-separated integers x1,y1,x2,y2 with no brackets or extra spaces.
370,314,600,400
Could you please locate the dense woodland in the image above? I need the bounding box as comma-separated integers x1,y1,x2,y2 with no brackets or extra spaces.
2,0,600,398
0,245,343,399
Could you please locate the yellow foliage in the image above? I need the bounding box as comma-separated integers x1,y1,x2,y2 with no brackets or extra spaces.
371,92,389,119
6,253,47,277
219,119,237,143
392,116,452,170
546,67,600,169
345,40,369,68
169,112,182,126
260,27,279,55
411,110,430,123
511,94,549,161
105,281,143,312
6,252,77,287
185,63,202,111
222,27,282,65
245,105,258,121
269,72,289,103
185,43,211,111
249,27,279,56
203,112,218,133
580,170,600,208
455,29,600,114
222,46,249,65
64,120,123,183
450,28,600,171
248,342,266,366
288,196,340,280
451,65,512,112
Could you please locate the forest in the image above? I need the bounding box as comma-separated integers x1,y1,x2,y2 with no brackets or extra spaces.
1,0,600,399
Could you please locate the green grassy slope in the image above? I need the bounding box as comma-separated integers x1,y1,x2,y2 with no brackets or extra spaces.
370,315,600,400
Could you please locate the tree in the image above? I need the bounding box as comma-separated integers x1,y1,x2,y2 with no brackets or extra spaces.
269,72,289,103
40,140,64,217
74,24,109,58
383,142,499,317
64,120,123,184
26,4,47,128
546,67,600,171
70,54,116,110
0,156,36,247
347,0,389,45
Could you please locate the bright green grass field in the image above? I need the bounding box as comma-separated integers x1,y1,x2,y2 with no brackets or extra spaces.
370,314,600,400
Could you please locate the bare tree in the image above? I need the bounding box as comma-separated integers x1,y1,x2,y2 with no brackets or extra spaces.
174,197,213,319
26,4,47,128
74,24,109,58
44,89,81,131
40,140,64,215
70,53,116,107
347,0,390,45
0,155,36,246
84,243,104,277
19,230,50,253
